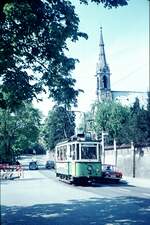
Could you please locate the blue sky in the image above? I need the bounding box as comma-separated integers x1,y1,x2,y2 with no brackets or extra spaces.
69,0,149,112
35,0,149,115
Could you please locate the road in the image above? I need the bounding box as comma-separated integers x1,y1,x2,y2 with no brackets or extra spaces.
40,169,150,199
1,156,150,225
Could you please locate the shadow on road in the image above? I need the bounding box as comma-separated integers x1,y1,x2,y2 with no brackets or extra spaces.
1,196,150,225
69,179,134,188
39,169,134,188
90,179,134,188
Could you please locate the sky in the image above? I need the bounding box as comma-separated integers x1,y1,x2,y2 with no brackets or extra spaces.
34,0,149,117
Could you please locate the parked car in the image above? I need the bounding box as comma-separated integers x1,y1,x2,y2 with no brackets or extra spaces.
45,160,55,169
102,164,122,182
29,161,38,170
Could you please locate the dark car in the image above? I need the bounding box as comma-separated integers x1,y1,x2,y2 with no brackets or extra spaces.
29,161,38,170
45,160,55,169
102,164,122,182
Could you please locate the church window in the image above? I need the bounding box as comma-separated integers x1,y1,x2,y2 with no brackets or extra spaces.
97,77,99,89
103,76,107,89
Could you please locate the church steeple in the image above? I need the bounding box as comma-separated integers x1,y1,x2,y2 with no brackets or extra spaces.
99,27,107,68
96,27,112,102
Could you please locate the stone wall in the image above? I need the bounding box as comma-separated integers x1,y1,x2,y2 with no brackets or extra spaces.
104,145,150,179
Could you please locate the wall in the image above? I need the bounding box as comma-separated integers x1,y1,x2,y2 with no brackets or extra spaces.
104,145,150,179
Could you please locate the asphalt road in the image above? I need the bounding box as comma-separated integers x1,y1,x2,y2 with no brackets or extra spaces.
1,168,150,225
40,169,150,200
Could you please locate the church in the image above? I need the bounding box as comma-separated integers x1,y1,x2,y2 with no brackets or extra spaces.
96,27,147,107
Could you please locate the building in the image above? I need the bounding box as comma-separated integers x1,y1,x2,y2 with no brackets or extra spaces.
96,27,147,107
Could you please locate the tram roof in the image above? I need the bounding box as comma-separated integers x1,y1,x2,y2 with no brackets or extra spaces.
55,139,100,147
55,133,101,147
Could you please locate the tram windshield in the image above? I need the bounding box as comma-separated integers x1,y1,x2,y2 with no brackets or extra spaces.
81,145,97,160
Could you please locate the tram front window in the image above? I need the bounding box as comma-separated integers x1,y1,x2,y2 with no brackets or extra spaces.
81,146,97,159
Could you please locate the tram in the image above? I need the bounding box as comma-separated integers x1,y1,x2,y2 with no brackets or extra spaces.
55,133,102,185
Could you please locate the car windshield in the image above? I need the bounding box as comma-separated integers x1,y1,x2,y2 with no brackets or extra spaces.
102,164,116,171
30,161,37,164
47,161,54,164
81,145,97,159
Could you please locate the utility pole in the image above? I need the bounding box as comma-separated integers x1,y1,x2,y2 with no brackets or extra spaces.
131,141,135,178
101,131,108,164
114,138,117,166
83,112,86,133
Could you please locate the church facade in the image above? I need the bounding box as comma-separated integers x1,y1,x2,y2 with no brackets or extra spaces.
96,27,147,107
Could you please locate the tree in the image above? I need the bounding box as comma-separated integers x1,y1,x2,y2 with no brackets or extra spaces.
0,103,41,162
94,101,112,134
107,102,131,144
42,105,75,150
79,0,129,8
93,98,150,146
129,97,148,146
0,0,129,111
146,92,150,143
94,101,130,144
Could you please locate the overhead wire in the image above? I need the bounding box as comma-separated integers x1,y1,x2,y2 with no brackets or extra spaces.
112,63,148,87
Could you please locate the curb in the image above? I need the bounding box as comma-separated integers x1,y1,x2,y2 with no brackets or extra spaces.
123,176,150,188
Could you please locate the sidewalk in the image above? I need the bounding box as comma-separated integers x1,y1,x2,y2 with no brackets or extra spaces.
122,176,150,188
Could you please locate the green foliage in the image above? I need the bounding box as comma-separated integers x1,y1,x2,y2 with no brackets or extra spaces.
79,0,129,8
93,97,150,146
0,0,129,111
0,0,87,110
0,103,41,162
94,101,112,133
94,101,130,144
107,102,130,143
146,92,150,143
146,92,150,112
42,105,75,150
23,143,46,155
129,97,149,146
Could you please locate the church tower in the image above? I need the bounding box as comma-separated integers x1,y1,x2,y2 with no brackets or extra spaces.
96,27,112,102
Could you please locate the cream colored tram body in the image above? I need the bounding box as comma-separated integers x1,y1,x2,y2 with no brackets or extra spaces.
55,135,102,185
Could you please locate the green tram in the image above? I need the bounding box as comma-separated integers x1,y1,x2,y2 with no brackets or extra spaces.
55,134,102,185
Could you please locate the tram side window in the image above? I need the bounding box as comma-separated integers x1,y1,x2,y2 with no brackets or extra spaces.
60,147,63,160
57,146,67,161
76,144,79,160
72,144,76,160
70,144,76,160
63,146,67,160
58,146,67,161
69,145,72,158
57,148,59,160
98,144,102,162
57,147,60,160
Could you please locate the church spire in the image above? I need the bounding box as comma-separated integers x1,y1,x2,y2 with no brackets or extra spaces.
96,27,112,102
99,27,107,69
